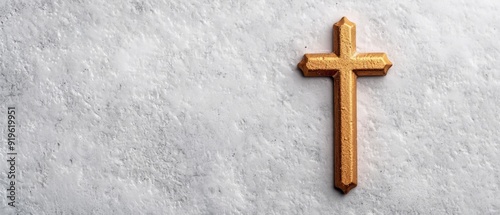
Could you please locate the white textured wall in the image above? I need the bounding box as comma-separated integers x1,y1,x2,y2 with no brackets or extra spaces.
1,0,499,214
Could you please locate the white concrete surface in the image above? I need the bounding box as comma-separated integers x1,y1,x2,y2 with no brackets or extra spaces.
1,0,499,214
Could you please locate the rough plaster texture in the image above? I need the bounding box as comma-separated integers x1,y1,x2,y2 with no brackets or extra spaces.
1,0,499,214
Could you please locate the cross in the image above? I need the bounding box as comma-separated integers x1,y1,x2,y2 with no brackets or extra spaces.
298,17,392,194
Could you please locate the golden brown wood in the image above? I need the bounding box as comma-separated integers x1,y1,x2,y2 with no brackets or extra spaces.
298,17,392,194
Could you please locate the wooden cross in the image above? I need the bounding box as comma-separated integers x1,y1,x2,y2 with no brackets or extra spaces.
298,17,392,194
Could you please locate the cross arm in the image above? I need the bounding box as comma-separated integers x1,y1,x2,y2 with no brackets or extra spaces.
297,54,340,77
352,53,392,76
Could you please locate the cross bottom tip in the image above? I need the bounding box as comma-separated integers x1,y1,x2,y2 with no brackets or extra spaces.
335,182,357,194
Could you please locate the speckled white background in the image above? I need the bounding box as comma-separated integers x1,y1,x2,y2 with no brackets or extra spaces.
1,0,499,214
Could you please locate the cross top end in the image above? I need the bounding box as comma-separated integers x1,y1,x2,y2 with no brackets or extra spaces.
298,17,392,77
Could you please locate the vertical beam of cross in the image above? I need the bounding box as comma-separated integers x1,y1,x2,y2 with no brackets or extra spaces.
298,17,392,194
